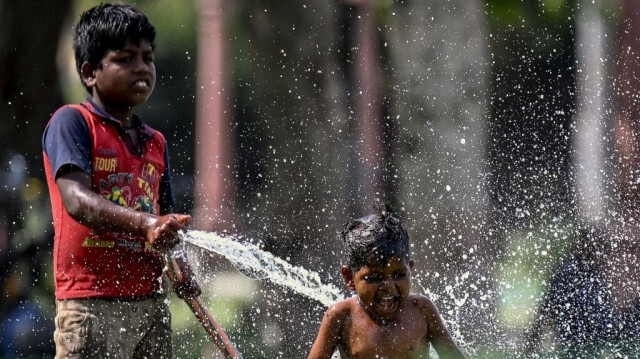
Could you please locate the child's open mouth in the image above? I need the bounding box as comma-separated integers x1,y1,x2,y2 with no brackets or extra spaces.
133,80,150,91
376,294,399,315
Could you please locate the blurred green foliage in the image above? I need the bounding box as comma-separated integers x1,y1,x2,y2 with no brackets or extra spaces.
485,0,572,25
496,218,573,328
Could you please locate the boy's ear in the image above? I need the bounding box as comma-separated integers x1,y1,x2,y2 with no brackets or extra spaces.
341,266,356,291
409,259,415,269
80,61,97,88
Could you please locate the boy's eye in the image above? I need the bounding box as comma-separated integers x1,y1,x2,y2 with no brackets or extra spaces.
364,274,382,283
393,272,407,280
143,52,155,63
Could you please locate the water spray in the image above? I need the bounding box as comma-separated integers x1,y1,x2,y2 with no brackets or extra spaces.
181,230,345,307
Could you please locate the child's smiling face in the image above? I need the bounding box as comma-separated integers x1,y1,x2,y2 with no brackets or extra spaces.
345,255,414,323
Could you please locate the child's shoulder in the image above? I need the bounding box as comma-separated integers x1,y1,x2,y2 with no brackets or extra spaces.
324,296,358,323
326,296,358,317
50,104,87,120
407,293,440,317
407,292,432,304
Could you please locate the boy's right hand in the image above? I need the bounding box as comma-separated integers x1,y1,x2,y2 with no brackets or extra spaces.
147,214,191,251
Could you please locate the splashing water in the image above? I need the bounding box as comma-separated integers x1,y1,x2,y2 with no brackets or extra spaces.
181,230,345,307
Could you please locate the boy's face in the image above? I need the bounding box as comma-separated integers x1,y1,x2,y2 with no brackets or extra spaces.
342,255,414,322
83,39,156,111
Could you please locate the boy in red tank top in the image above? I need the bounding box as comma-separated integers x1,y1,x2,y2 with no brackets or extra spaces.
42,3,199,358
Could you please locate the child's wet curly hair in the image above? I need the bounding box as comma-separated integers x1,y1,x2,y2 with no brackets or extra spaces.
341,203,410,272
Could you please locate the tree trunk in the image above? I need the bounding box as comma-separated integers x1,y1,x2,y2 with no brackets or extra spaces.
614,0,640,222
193,0,237,232
611,0,640,327
347,0,387,212
572,0,615,223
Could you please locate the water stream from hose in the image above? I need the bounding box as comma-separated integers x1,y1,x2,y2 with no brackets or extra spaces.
180,230,345,307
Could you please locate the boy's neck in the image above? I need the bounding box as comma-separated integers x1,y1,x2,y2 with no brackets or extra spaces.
92,97,135,125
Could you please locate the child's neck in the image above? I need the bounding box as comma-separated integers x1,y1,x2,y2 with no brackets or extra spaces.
92,97,135,124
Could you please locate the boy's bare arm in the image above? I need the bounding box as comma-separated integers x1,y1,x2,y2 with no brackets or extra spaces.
56,168,190,251
308,304,346,359
420,297,467,359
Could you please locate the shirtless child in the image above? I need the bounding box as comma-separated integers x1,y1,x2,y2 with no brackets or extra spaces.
308,205,467,359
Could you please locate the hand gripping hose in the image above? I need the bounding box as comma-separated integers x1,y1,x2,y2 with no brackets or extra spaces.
166,252,244,359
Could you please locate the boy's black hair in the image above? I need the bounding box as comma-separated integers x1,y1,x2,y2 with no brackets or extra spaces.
341,203,410,272
73,2,156,94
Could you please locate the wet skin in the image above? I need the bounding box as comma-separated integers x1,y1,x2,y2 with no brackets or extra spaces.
308,255,466,359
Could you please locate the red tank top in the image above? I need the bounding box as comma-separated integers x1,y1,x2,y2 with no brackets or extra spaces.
44,103,168,299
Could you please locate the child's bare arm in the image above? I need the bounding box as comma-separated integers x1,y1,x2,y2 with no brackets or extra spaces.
421,297,467,359
57,168,190,251
308,303,346,359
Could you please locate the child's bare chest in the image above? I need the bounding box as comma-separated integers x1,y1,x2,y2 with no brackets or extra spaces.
341,316,429,359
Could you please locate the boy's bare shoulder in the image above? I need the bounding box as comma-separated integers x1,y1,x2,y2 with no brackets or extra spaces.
325,296,358,320
408,293,440,317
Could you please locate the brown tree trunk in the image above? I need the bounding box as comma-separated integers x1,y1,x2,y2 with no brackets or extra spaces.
193,0,237,232
615,0,640,222
349,0,386,211
611,0,640,320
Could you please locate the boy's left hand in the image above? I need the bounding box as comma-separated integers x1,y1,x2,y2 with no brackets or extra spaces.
148,214,191,251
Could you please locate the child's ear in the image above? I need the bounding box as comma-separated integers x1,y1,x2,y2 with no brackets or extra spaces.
409,259,415,269
341,266,356,291
81,61,97,88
